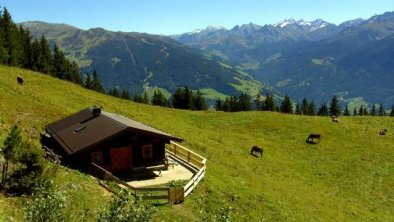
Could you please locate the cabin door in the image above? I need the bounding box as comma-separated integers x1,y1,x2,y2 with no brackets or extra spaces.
110,146,132,173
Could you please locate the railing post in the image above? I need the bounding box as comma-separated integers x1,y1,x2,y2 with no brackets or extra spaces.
188,151,191,163
168,188,171,203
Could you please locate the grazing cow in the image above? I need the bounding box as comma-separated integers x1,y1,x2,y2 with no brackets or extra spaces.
250,145,263,157
306,133,321,143
379,129,387,135
17,76,24,85
331,115,339,123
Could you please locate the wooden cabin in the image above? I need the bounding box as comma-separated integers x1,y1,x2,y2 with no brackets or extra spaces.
41,107,182,174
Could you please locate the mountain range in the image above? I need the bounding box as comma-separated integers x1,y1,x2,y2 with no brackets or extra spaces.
22,21,268,100
173,12,394,107
23,11,394,107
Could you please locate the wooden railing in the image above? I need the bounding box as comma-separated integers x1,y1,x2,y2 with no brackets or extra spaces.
165,141,206,169
165,141,207,198
91,163,170,201
92,141,206,203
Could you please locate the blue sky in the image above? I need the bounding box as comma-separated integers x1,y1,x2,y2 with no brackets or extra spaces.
2,0,393,35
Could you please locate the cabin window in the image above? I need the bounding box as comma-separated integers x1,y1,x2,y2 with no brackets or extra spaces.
91,151,103,165
142,144,153,159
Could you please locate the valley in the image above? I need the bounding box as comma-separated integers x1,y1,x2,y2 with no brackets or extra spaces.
173,12,394,107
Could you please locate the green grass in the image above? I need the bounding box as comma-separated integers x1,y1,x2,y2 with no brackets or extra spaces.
199,88,229,100
311,58,325,65
230,76,262,96
1,65,394,221
143,86,171,99
264,53,282,64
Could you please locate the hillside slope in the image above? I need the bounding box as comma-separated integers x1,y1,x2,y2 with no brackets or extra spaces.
0,66,393,221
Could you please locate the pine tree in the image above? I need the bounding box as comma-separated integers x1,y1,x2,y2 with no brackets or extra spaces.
353,107,357,116
343,105,350,116
19,25,33,68
1,125,22,185
133,94,142,103
139,92,148,104
151,90,169,107
318,103,329,116
30,39,41,71
120,90,130,100
390,105,394,117
184,86,194,110
0,7,83,86
108,88,120,97
371,104,376,116
68,61,82,84
193,90,207,110
215,98,223,111
172,88,184,109
363,106,369,115
358,106,364,116
92,69,104,93
254,94,262,111
229,96,237,112
38,35,52,74
295,103,302,115
280,94,293,114
0,8,21,65
222,98,230,112
329,95,341,116
378,104,385,116
172,86,195,110
238,93,252,111
53,44,66,79
301,97,309,115
308,101,316,116
84,73,93,90
263,94,275,111
0,8,9,64
52,44,81,84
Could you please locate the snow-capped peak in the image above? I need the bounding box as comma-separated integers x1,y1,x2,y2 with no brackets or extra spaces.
205,25,226,31
276,18,297,28
189,25,226,34
300,20,311,26
190,29,204,34
276,18,330,29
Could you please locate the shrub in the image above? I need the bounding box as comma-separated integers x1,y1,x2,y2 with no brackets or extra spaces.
96,189,155,222
168,179,189,187
6,141,46,195
1,125,22,185
24,183,67,222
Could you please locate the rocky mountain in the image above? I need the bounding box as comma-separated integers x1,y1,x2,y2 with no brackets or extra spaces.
22,21,268,99
172,17,346,70
258,12,394,106
172,12,394,107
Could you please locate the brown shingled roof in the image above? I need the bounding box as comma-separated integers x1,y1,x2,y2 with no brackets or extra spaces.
45,108,182,156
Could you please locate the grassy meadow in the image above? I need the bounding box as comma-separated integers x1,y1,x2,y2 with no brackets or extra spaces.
0,65,393,221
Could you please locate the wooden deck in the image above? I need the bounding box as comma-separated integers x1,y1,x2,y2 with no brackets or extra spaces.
92,141,206,204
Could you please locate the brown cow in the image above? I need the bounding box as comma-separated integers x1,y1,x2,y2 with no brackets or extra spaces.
17,76,24,85
379,129,387,135
331,115,339,123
